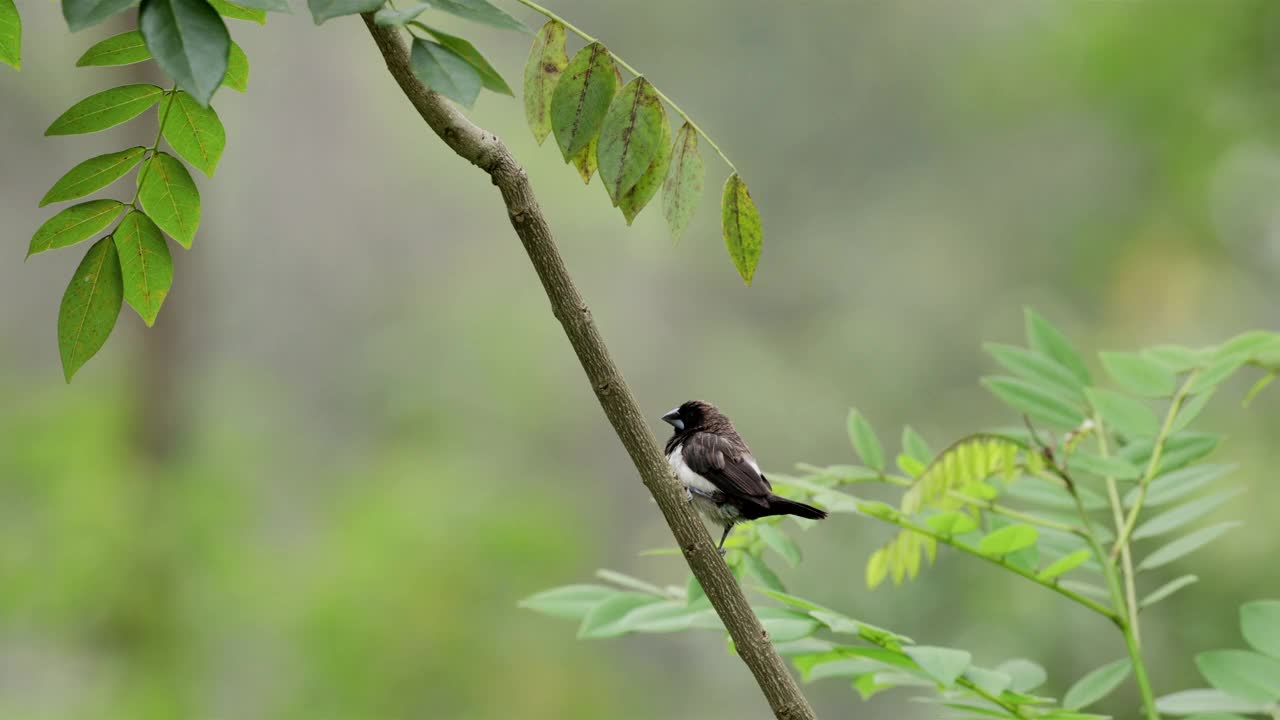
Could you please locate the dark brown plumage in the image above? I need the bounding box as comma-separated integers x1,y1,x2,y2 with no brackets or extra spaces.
662,400,827,549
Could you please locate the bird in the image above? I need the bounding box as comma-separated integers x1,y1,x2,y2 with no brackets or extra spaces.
661,400,827,551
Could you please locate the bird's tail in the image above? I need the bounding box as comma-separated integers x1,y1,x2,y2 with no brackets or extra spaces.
763,495,828,520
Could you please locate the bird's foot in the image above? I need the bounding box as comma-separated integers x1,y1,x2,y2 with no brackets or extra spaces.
683,487,693,503
717,547,727,557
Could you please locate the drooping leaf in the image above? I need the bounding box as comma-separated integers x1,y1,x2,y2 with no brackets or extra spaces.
137,152,201,248
208,0,265,22
901,426,933,465
597,77,665,204
756,607,821,643
62,0,137,31
58,236,124,382
847,409,884,471
1037,549,1091,580
522,20,567,144
139,0,229,106
1187,354,1248,395
595,568,664,596
757,523,802,567
1067,451,1141,479
1063,659,1131,710
306,0,380,24
76,29,150,66
996,659,1047,692
29,199,124,257
926,511,978,536
518,584,616,620
741,553,785,593
721,173,762,285
1144,344,1207,373
45,84,164,135
618,103,671,223
421,25,511,95
904,646,971,688
661,121,705,242
963,667,1013,698
985,342,1087,401
1241,601,1280,659
1101,351,1178,397
1171,391,1213,434
0,0,19,68
40,147,146,206
1130,464,1236,508
1086,387,1159,437
1132,489,1241,540
373,1,430,25
1137,522,1240,572
1156,689,1270,716
159,90,226,175
112,210,172,326
577,592,665,638
550,42,616,160
1216,330,1280,361
865,547,888,588
1025,309,1092,385
978,524,1039,556
1140,574,1198,609
429,0,523,31
1194,650,1280,704
223,41,248,91
409,38,482,108
219,0,286,10
983,376,1086,429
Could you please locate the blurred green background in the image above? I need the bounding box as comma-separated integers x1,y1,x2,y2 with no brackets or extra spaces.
4,0,1280,718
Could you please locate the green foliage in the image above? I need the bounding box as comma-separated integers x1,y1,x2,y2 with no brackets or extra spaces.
551,42,617,159
138,152,202,248
1063,660,1131,710
721,173,762,285
307,0,382,24
160,91,227,176
58,236,123,382
139,0,230,105
29,199,124,256
1240,601,1280,659
62,0,136,32
76,30,150,66
224,41,249,91
661,122,705,241
522,20,568,144
430,0,523,31
0,0,18,69
411,38,484,108
45,85,165,135
113,210,173,326
597,77,665,204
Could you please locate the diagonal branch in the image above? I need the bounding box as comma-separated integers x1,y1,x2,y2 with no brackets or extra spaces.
360,16,818,720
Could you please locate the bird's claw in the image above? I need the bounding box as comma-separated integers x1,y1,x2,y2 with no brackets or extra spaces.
717,547,727,557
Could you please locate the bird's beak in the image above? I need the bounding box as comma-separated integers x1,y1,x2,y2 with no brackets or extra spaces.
661,408,684,431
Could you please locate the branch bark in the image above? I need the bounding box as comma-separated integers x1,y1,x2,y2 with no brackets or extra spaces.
361,16,817,720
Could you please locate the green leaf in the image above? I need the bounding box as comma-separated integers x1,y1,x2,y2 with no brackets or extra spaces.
112,210,173,326
978,524,1039,556
926,511,979,536
847,409,884,471
1140,574,1198,609
421,25,512,95
904,646,971,687
219,0,286,10
1241,601,1280,659
208,0,265,22
137,152,201,248
522,20,567,144
1156,689,1270,716
1188,354,1248,395
1086,387,1159,437
429,0,523,31
550,42,617,160
373,1,430,25
1132,489,1241,540
721,173,762,285
40,147,146,207
306,0,381,23
1067,451,1141,479
1216,330,1280,361
409,38,482,108
1026,309,1091,385
901,426,933,465
518,584,616,620
1195,650,1280,703
661,122,705,242
0,0,18,69
159,91,226,176
964,667,1013,698
1037,549,1091,580
596,77,665,205
1171,391,1213,434
1063,659,1131,710
997,658,1047,691
758,523,802,567
1131,464,1235,508
865,547,888,588
62,0,137,32
1101,351,1178,397
140,0,229,106
577,592,664,638
58,236,124,382
618,104,671,224
985,342,1086,401
595,568,663,596
223,41,248,91
29,199,124,257
983,376,1086,429
756,608,820,643
1145,345,1207,373
1138,522,1240,571
684,574,705,607
45,84,164,135
741,553,785,593
76,29,150,66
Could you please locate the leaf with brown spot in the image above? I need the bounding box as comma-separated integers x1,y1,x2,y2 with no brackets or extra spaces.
114,210,173,326
522,20,567,145
662,122,704,242
597,77,664,205
29,199,124,257
550,42,616,161
618,103,671,224
58,235,123,382
160,91,226,176
721,173,762,285
568,64,621,185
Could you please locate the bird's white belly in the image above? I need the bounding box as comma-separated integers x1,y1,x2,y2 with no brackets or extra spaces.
667,446,718,494
667,445,740,524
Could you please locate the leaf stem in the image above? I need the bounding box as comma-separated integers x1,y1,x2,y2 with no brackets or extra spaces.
128,84,178,209
509,0,739,173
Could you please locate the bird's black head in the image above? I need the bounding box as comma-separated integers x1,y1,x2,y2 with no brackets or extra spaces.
661,400,724,434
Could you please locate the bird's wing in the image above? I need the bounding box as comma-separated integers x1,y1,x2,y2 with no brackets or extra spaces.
683,431,772,502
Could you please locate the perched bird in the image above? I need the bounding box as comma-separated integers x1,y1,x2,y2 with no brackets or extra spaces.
662,400,827,550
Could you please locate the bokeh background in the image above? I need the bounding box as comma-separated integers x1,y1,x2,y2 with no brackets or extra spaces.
4,0,1280,718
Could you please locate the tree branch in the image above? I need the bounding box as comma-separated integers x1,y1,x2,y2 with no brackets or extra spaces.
360,16,818,720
